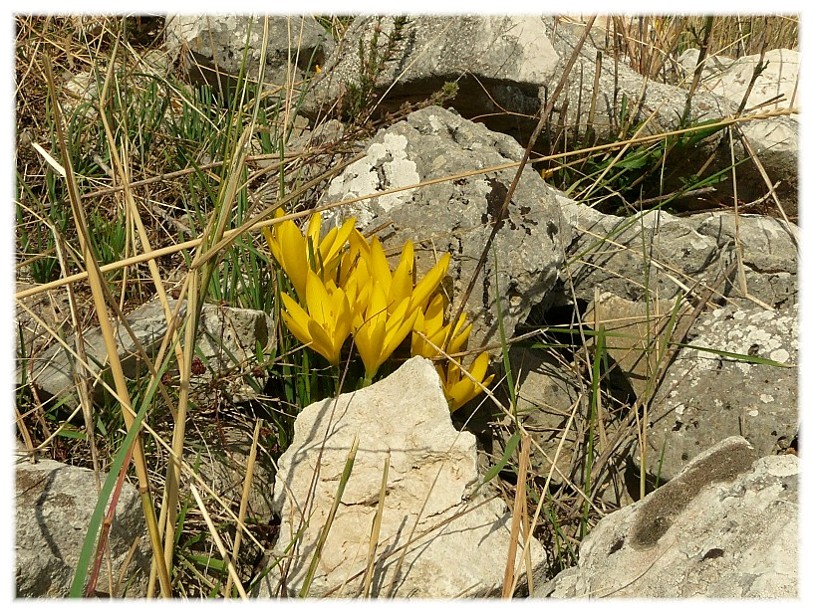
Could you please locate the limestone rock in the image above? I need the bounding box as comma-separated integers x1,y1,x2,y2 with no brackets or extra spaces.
301,15,559,129
642,302,798,481
686,48,800,112
165,15,333,88
26,297,275,406
583,293,692,401
324,106,570,353
545,18,798,217
258,356,545,598
489,347,589,486
545,18,733,141
25,297,185,402
192,302,276,403
561,203,798,310
15,447,150,597
539,436,798,598
15,282,73,371
677,48,735,81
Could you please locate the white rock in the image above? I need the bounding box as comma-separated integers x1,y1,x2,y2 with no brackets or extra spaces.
540,437,798,598
698,49,799,111
259,356,545,597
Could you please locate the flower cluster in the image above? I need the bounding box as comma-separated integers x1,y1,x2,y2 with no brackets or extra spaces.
264,210,493,411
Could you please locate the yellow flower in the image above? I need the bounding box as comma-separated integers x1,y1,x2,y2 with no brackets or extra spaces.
263,209,355,299
362,236,451,315
438,352,494,412
353,282,419,379
279,270,352,365
307,212,356,281
338,229,374,317
411,294,472,359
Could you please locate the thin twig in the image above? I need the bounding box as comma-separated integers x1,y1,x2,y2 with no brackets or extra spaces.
449,16,597,335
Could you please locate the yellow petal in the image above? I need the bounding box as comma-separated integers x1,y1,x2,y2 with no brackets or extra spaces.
389,240,414,310
344,274,370,329
447,377,477,412
278,220,309,299
262,226,281,263
332,292,353,352
369,237,393,295
381,297,418,359
424,293,446,331
355,316,386,377
410,252,450,313
320,217,356,267
411,309,429,357
308,318,341,364
339,228,372,287
305,270,331,326
306,212,323,251
469,352,491,382
349,228,371,258
354,284,391,377
446,314,472,354
280,293,313,346
445,353,492,412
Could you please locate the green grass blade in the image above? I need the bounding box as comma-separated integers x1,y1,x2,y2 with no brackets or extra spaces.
670,342,793,367
475,432,521,499
68,366,166,597
298,435,359,597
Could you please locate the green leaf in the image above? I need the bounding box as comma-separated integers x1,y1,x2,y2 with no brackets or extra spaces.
475,432,521,496
69,355,171,597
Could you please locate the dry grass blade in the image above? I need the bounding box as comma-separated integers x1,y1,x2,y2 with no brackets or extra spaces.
43,55,172,598
224,419,264,598
361,453,390,597
189,484,248,600
502,434,531,598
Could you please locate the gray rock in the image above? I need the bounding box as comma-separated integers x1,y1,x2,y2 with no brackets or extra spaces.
642,302,798,481
193,302,276,403
489,347,590,486
184,423,275,522
539,436,798,598
324,105,570,353
165,15,333,87
258,356,545,598
545,18,798,217
561,202,798,309
301,16,559,127
27,297,275,406
16,283,73,372
687,48,800,112
543,17,733,142
737,114,799,219
15,447,150,597
26,297,186,402
677,48,735,81
583,293,691,402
